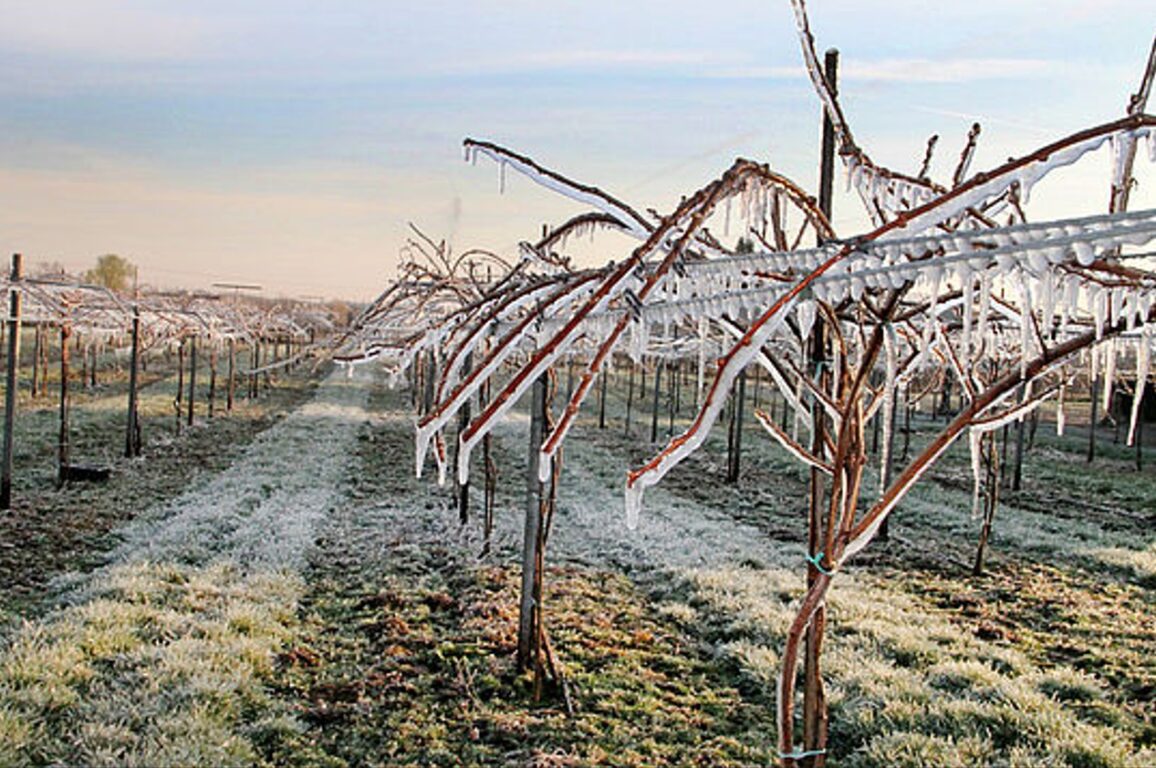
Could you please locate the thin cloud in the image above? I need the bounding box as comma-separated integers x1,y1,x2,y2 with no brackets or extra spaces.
705,58,1059,84
844,57,1053,83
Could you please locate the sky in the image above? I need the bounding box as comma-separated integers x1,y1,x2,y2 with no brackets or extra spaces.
0,1,1153,301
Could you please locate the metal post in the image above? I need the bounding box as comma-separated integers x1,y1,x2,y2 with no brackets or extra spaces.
1,254,23,509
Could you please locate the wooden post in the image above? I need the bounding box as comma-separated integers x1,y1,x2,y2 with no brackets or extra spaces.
1,254,23,509
227,338,235,412
598,361,608,429
649,358,663,444
455,353,472,524
624,361,635,436
187,336,197,427
726,368,747,483
208,344,217,418
175,338,185,434
125,306,141,458
31,324,42,398
1087,374,1100,462
1136,411,1144,471
250,340,259,399
480,378,496,552
58,324,71,487
1012,396,1027,491
517,373,548,671
803,47,839,767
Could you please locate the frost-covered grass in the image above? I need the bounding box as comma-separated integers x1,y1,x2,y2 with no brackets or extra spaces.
0,365,370,765
0,562,301,767
668,564,1155,767
0,365,321,623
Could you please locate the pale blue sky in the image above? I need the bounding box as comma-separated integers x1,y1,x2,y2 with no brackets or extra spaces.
1,1,1152,299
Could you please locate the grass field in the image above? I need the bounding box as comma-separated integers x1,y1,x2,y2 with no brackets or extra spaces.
0,360,1152,766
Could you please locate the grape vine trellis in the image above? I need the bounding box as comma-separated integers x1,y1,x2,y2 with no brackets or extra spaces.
344,3,1156,764
0,264,334,507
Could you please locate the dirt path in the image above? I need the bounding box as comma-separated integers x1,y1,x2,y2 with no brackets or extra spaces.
101,366,370,571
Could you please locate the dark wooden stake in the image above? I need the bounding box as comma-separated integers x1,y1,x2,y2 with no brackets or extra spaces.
726,368,747,483
455,352,473,524
598,360,608,429
649,358,663,444
208,344,217,418
57,324,71,487
125,306,141,458
187,336,197,427
1087,374,1100,462
175,339,185,435
2,254,24,509
227,338,236,412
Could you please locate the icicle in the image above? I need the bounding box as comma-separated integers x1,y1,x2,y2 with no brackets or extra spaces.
1019,274,1034,380
1074,241,1095,266
1111,288,1125,327
1124,290,1138,332
969,429,983,520
1127,335,1150,446
1057,380,1067,436
879,326,897,496
625,482,643,530
1093,288,1106,340
1040,269,1056,334
962,267,975,358
975,270,992,360
499,160,507,194
796,300,817,339
1102,339,1117,414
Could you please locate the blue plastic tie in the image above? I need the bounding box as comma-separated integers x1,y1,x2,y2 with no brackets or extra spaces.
806,551,835,576
778,747,827,761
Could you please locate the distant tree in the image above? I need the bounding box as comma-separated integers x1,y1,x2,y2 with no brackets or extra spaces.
30,260,71,279
735,236,755,253
85,254,136,293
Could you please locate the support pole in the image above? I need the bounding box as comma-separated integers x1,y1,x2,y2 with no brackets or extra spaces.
125,306,141,458
517,373,548,671
2,254,23,509
598,360,608,430
58,324,71,487
726,368,747,483
175,338,185,434
649,358,663,444
455,353,472,524
208,344,217,418
1088,373,1100,462
227,338,236,412
802,47,839,767
187,335,197,427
